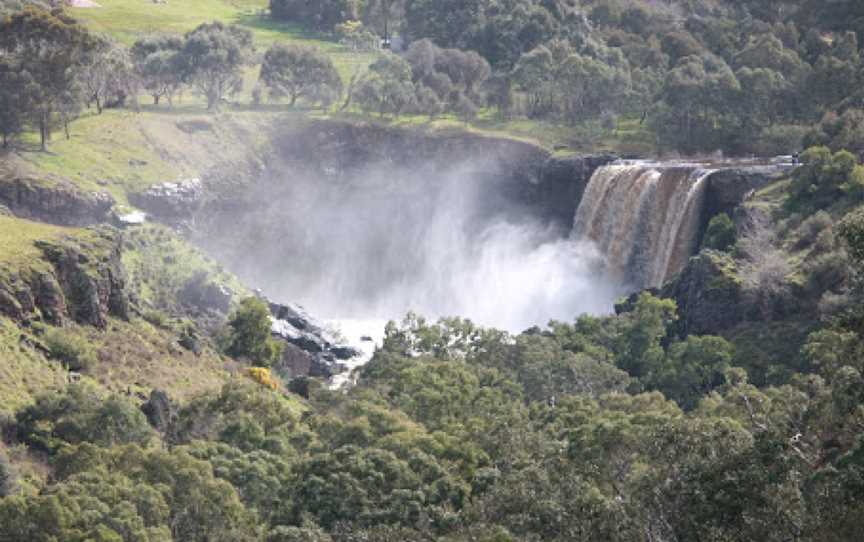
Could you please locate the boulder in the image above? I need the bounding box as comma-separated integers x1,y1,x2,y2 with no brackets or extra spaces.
141,389,175,434
179,273,232,314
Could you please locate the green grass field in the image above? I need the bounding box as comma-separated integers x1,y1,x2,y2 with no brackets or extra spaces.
0,215,78,265
71,0,373,81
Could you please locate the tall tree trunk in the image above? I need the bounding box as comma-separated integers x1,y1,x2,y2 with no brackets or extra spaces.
153,94,160,106
64,119,70,140
39,114,47,151
96,95,102,114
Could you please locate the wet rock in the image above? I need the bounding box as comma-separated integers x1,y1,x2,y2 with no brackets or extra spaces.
331,345,362,360
271,318,327,353
538,153,618,232
267,299,363,379
268,120,615,232
129,178,202,219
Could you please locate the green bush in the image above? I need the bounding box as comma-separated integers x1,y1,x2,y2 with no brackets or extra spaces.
702,213,737,252
788,147,863,211
838,207,864,264
43,328,97,372
226,297,283,367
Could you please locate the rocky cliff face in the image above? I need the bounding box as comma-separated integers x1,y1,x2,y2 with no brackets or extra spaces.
700,164,793,236
0,228,129,328
0,177,114,226
266,120,616,232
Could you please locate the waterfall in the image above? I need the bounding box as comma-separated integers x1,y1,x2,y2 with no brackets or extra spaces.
571,162,714,289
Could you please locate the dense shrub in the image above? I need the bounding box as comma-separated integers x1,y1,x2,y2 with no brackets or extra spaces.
795,210,834,249
804,109,864,160
838,206,864,264
15,384,152,453
226,297,283,366
806,251,850,295
788,147,864,211
754,124,808,156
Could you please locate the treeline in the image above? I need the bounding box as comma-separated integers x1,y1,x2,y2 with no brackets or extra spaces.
270,0,864,155
0,8,259,149
8,1,864,155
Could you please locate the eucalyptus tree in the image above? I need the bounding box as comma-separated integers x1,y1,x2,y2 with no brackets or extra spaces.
178,22,254,110
260,44,343,107
0,6,96,149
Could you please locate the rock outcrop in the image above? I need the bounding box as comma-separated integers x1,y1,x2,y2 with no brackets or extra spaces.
268,120,615,232
128,178,203,221
0,227,129,328
660,250,745,336
268,300,361,379
702,164,794,228
0,177,114,226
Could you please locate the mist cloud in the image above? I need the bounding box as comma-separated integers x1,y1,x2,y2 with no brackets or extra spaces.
194,156,623,332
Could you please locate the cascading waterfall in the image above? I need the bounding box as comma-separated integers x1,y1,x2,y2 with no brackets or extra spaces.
571,162,714,289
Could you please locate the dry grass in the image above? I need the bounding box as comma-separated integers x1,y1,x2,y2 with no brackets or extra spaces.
81,317,230,401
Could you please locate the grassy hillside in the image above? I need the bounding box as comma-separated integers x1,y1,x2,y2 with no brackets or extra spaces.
12,108,284,202
0,215,255,416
